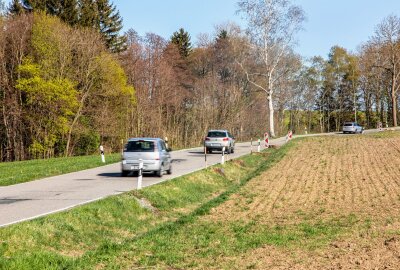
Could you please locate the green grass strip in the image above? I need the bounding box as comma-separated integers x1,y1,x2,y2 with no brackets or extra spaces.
69,142,294,269
0,153,121,186
0,142,294,270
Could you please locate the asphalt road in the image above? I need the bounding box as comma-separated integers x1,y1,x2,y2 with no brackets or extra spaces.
0,128,396,227
0,137,288,227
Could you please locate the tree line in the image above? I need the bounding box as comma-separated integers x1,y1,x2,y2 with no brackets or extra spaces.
0,2,133,161
294,13,400,134
1,0,400,162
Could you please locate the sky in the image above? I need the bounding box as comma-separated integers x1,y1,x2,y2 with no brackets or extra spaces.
114,0,400,58
3,0,400,58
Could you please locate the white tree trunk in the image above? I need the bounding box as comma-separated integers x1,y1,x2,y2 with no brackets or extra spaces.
268,93,275,137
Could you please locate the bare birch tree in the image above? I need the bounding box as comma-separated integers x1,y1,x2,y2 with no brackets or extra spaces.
237,0,305,136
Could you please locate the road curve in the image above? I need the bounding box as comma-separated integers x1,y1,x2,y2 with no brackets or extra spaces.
0,128,397,227
0,138,284,227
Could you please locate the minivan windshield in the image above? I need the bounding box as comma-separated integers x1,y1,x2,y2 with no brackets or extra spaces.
125,140,155,152
207,131,227,137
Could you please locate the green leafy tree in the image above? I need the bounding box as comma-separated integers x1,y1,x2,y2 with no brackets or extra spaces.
171,28,192,58
13,0,126,53
16,59,78,158
90,52,135,141
17,13,134,157
319,46,360,131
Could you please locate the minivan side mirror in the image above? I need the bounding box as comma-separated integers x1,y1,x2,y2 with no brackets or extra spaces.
167,147,172,152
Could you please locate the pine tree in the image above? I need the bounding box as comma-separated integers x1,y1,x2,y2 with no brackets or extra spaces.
96,0,126,53
21,0,47,12
7,0,25,15
11,0,127,53
217,29,228,40
171,28,192,58
78,0,98,28
20,0,78,25
60,0,78,25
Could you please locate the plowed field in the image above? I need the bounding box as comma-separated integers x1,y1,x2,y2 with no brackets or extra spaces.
202,134,400,269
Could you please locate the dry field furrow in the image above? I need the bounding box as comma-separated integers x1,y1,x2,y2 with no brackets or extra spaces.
297,143,324,207
269,150,310,215
363,147,386,210
368,141,398,211
210,147,306,222
343,138,361,209
382,140,400,189
285,153,315,209
202,134,400,269
247,153,297,220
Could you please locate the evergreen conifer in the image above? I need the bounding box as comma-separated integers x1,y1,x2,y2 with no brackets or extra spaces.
9,0,126,53
171,28,192,58
8,0,25,15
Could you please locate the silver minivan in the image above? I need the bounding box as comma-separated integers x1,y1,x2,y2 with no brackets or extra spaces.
121,138,172,177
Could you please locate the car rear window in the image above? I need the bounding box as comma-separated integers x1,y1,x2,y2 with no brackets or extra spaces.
207,131,227,137
344,123,354,127
125,141,155,152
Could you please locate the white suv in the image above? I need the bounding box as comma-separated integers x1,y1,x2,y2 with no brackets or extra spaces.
204,130,235,154
343,122,363,134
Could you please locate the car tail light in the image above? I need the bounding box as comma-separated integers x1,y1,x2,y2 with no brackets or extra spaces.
205,137,210,141
223,137,229,141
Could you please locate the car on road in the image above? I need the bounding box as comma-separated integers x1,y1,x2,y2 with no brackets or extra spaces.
204,130,235,154
121,138,172,177
342,122,364,134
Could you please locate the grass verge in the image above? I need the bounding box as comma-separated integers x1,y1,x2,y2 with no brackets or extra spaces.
0,143,292,270
0,153,121,186
366,129,400,138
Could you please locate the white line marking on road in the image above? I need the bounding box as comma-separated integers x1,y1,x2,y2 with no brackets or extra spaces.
0,196,113,228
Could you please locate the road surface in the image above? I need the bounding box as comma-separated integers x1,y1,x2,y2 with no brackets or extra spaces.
0,137,288,227
0,128,396,227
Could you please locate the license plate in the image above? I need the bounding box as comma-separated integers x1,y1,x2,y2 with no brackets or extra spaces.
212,143,220,146
131,166,139,170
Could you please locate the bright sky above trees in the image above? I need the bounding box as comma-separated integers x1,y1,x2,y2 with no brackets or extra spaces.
114,0,400,58
3,0,399,57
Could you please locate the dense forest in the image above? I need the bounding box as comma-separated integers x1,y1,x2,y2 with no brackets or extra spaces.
1,0,400,162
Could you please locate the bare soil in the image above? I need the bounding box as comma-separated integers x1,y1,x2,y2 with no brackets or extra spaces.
203,135,400,269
